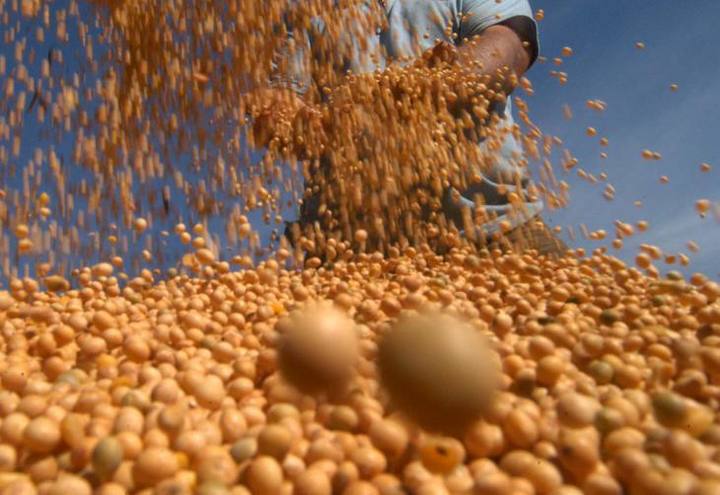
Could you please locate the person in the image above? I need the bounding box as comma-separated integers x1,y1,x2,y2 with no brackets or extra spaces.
255,0,566,256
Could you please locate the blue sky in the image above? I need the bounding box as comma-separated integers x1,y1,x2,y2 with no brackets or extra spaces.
526,0,720,278
1,0,718,282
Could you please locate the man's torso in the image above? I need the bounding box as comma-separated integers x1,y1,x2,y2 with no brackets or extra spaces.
293,0,544,237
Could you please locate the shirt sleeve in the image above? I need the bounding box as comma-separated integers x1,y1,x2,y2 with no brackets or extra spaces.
458,0,540,68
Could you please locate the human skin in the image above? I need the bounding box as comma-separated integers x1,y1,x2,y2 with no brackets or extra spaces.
457,23,533,91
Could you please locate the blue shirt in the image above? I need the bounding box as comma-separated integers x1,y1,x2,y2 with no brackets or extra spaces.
278,0,543,238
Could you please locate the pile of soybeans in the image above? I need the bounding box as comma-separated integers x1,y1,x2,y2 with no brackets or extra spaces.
2,0,720,494
2,246,720,495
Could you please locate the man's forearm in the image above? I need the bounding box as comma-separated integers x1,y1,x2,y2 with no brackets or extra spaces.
456,24,532,97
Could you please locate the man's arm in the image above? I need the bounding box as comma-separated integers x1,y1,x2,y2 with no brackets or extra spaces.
451,0,539,96
456,23,532,94
423,22,533,97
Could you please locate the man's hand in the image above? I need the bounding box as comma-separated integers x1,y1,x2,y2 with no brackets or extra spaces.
242,88,322,150
419,40,459,69
417,42,488,123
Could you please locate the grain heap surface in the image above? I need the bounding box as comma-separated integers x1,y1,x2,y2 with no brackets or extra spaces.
1,247,720,494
